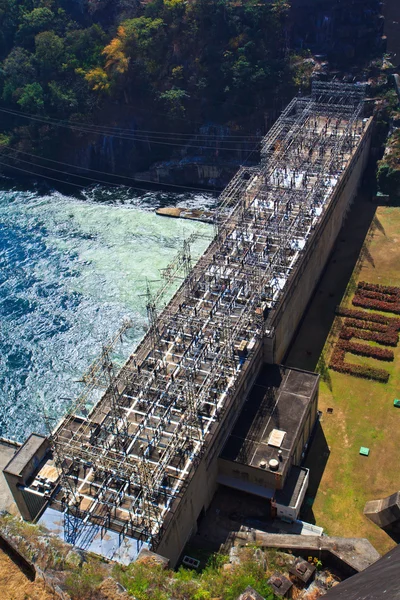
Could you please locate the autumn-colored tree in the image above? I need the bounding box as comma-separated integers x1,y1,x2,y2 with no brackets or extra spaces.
82,67,110,93
103,26,130,75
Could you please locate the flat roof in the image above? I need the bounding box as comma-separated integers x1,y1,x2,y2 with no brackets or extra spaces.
220,365,318,476
275,465,308,507
3,434,47,478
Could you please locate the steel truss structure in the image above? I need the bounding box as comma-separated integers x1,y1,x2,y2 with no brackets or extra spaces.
49,81,368,550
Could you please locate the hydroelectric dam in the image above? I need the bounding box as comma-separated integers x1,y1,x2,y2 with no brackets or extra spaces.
3,81,373,567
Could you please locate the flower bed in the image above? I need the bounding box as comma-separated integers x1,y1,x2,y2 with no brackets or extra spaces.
356,289,398,302
329,283,400,382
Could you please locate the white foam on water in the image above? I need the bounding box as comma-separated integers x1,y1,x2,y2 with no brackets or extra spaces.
0,187,212,440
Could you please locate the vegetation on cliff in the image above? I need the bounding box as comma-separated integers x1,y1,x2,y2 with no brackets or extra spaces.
376,87,400,197
0,0,294,171
377,129,400,196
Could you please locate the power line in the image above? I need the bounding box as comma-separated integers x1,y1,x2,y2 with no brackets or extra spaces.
0,107,261,151
0,158,86,189
0,105,262,139
2,145,219,194
0,151,176,191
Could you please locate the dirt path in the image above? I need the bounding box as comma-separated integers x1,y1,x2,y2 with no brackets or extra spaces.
0,549,57,600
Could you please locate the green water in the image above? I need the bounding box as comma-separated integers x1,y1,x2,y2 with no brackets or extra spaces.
0,186,213,440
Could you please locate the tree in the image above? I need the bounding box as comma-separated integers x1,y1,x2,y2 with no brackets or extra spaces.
102,26,130,75
17,7,55,42
35,30,65,74
48,81,77,113
17,82,44,112
160,87,189,115
82,66,110,93
2,46,36,102
0,0,20,56
65,25,106,71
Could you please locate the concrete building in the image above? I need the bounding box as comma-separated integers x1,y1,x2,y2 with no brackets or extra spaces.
3,434,51,521
219,365,318,521
3,82,373,567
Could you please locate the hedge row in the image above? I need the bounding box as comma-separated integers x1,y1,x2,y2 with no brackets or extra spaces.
357,289,398,302
340,339,394,361
352,295,400,315
358,281,400,296
344,318,389,333
340,326,398,347
330,345,389,383
336,306,393,324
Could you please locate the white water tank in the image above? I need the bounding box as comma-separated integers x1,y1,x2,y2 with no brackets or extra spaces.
269,459,279,471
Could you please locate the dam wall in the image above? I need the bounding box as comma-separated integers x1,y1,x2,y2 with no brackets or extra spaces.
265,116,373,364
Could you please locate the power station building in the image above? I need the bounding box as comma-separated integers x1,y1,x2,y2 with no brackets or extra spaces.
3,81,373,567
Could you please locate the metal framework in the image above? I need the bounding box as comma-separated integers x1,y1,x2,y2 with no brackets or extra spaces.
47,82,368,551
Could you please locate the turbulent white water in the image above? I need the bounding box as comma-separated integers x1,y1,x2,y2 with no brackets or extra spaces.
0,185,214,441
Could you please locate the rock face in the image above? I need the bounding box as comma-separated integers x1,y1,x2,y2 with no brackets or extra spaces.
364,491,400,532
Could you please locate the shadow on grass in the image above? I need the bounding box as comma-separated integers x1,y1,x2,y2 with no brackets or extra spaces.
300,421,330,525
372,214,386,236
284,183,381,373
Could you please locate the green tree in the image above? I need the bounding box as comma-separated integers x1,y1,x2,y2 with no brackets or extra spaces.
17,7,55,42
48,80,77,113
0,0,20,56
160,87,189,115
2,46,36,102
65,25,106,71
35,30,65,74
17,82,44,112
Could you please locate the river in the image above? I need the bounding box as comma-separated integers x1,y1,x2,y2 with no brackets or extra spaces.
0,183,214,441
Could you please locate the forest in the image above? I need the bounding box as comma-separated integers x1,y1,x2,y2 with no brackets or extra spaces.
0,0,294,175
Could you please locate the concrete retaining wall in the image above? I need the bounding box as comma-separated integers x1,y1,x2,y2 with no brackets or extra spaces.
233,528,380,576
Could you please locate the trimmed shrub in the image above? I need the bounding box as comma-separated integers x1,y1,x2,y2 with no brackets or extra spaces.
358,281,400,295
340,326,398,347
337,306,400,328
329,344,389,383
344,318,389,333
357,289,397,302
338,339,394,361
352,295,400,314
353,282,400,315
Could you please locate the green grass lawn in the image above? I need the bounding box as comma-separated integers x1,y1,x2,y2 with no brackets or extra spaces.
308,206,400,556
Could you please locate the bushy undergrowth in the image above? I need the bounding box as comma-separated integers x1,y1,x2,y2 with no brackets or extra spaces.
113,549,276,600
64,559,108,600
0,514,279,600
